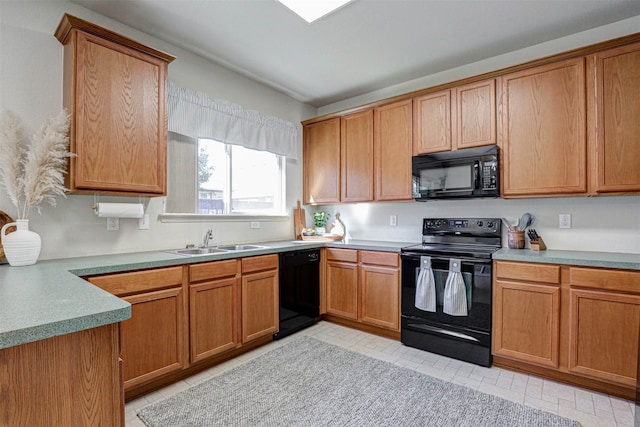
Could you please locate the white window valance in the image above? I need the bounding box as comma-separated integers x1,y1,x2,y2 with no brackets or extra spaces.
167,80,299,159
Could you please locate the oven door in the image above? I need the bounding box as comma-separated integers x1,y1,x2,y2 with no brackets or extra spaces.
401,252,492,334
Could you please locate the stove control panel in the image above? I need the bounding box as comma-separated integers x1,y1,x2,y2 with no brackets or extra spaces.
423,218,501,234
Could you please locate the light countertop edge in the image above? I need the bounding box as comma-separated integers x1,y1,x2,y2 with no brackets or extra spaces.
3,240,637,350
492,248,640,270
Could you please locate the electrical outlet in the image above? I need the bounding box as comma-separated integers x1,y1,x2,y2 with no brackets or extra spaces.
390,215,397,226
559,214,572,229
138,214,150,230
107,217,119,231
250,221,260,229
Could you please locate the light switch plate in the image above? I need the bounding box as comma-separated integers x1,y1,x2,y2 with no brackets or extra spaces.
107,217,119,231
390,215,397,226
559,214,571,229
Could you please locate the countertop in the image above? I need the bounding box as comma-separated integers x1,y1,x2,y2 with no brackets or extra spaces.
3,239,637,350
0,239,413,350
492,248,640,270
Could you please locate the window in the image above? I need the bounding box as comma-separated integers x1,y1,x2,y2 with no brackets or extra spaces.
166,137,286,216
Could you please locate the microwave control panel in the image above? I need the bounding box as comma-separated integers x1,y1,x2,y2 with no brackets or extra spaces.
481,160,498,190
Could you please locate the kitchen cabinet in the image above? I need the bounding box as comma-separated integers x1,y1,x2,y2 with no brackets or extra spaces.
589,41,640,193
326,248,359,320
413,79,496,155
359,251,400,331
493,261,561,368
0,324,123,426
413,90,451,154
241,254,279,343
493,260,640,398
88,266,187,390
325,248,400,333
303,118,341,204
568,267,640,388
499,58,587,197
189,259,240,363
55,14,174,196
341,110,374,202
374,100,413,201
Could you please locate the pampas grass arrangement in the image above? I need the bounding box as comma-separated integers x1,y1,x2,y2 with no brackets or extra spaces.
0,109,74,219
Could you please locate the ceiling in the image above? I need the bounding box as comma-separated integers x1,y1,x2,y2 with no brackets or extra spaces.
72,0,640,107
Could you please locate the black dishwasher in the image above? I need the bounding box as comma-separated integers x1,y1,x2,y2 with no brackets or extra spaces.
274,248,320,340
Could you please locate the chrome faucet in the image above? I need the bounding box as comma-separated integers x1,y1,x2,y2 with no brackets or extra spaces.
202,229,213,247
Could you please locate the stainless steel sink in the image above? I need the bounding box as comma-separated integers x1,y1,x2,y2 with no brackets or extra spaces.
216,244,266,251
169,247,229,256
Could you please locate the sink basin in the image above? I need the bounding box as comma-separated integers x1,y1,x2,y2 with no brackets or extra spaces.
216,244,266,251
170,247,229,256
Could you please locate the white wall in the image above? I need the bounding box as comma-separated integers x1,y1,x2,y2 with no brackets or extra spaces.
0,0,315,260
311,16,640,255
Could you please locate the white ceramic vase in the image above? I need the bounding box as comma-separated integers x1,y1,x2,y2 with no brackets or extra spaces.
1,219,42,266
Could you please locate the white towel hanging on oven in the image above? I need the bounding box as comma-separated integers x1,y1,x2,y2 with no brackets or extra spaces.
415,256,436,312
443,258,468,316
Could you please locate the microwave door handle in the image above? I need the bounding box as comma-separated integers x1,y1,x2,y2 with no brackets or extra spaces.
473,161,480,190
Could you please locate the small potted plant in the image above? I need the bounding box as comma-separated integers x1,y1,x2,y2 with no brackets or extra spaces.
313,211,331,235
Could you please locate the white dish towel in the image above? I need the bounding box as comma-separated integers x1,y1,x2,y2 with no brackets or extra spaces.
443,258,468,316
415,256,436,312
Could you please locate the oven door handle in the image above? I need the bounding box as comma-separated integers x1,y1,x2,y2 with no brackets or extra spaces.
401,252,492,264
407,323,479,343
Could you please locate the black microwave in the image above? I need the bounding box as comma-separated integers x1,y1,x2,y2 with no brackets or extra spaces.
412,146,499,201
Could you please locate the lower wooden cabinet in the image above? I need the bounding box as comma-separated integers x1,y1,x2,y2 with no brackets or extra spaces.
89,267,187,390
241,254,279,343
189,259,240,363
493,262,561,368
0,324,123,426
325,248,400,332
493,260,640,398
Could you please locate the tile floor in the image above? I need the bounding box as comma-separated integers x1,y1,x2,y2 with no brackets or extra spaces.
126,321,637,427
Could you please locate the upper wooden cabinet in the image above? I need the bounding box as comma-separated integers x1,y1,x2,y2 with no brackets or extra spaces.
500,58,587,197
590,42,640,194
303,118,341,204
413,90,451,154
303,101,412,205
413,79,496,154
341,110,374,202
374,100,413,201
55,14,175,196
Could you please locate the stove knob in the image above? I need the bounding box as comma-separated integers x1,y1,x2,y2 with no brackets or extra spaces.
476,220,484,227
487,221,494,228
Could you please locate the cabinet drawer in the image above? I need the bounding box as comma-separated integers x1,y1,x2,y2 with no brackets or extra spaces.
495,261,560,284
570,267,640,293
241,254,278,274
88,267,184,296
360,250,399,267
189,259,238,283
326,248,358,263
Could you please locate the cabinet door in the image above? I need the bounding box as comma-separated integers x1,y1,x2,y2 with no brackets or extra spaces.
592,42,640,193
374,100,413,201
303,118,341,204
500,58,587,196
360,263,399,331
493,280,560,368
190,277,240,363
71,31,168,195
413,90,451,154
241,269,278,343
341,110,374,202
568,288,640,387
121,287,187,389
326,260,358,320
455,79,496,149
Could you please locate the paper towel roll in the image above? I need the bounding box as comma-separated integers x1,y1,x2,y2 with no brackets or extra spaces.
94,203,144,218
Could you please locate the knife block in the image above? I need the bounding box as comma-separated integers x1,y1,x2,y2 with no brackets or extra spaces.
530,237,547,251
